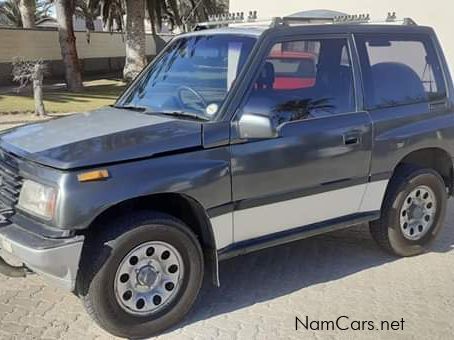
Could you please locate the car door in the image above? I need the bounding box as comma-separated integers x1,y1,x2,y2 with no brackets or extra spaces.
230,34,374,243
354,32,452,179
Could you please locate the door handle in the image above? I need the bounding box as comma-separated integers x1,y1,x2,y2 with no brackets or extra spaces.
343,133,361,145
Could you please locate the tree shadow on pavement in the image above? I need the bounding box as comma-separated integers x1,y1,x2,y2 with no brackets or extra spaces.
174,200,454,331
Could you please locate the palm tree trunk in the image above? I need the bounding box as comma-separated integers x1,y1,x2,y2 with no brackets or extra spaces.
54,0,83,91
123,0,147,82
167,0,182,29
18,0,36,28
85,16,95,31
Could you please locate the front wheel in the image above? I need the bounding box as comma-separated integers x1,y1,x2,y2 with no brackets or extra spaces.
370,167,448,257
78,212,204,339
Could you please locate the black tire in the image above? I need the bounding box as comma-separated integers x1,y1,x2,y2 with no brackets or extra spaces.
370,166,447,257
77,211,204,339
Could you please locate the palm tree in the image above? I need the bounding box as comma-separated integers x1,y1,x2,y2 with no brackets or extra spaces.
18,0,35,28
90,0,183,80
123,0,147,81
75,0,100,31
88,0,168,81
91,0,225,81
181,0,228,27
0,0,50,27
75,1,96,31
92,0,124,32
54,0,84,91
0,0,22,26
0,0,82,91
146,0,183,34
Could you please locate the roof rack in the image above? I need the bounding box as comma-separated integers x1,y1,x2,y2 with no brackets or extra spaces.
207,11,258,23
194,11,261,29
193,11,417,30
273,12,417,27
333,13,371,24
331,12,417,26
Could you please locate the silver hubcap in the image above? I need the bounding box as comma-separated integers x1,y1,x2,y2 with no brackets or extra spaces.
114,241,184,316
399,185,436,241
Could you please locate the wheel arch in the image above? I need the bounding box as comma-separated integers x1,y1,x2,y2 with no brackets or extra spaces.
378,147,454,212
392,147,453,192
82,192,220,286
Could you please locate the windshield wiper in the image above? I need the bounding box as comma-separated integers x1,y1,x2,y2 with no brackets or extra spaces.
112,104,148,112
113,106,210,121
158,111,210,121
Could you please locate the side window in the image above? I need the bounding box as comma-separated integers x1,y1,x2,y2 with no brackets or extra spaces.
240,38,355,126
268,41,320,90
356,34,447,109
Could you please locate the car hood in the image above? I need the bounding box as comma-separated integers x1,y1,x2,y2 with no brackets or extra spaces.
0,107,203,170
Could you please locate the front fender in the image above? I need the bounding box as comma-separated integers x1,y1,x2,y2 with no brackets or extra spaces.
57,147,231,230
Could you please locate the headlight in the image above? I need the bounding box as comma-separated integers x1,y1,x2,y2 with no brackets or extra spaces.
18,180,58,220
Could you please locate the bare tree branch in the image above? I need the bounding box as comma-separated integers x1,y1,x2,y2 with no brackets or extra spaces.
12,57,47,116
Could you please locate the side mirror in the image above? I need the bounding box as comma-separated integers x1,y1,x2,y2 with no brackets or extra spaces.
238,113,277,139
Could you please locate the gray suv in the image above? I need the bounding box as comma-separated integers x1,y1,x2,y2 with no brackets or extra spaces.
0,20,453,339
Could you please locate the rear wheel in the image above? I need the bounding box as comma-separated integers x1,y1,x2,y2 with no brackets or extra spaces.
370,167,447,256
78,212,204,339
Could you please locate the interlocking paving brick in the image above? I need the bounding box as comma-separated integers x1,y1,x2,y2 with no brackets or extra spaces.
1,203,453,339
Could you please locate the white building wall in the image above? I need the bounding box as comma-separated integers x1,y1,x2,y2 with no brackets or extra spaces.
230,0,454,74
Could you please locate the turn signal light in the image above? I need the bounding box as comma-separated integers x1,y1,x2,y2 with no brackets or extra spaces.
77,169,110,182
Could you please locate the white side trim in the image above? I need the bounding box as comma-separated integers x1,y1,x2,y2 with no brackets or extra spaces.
233,184,368,242
210,213,234,250
210,180,389,249
359,180,389,212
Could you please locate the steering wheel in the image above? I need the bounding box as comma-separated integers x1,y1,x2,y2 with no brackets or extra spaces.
177,85,207,110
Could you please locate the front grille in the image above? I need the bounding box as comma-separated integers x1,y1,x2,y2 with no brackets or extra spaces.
0,150,23,209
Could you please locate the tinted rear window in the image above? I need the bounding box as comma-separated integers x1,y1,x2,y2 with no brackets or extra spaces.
356,34,446,109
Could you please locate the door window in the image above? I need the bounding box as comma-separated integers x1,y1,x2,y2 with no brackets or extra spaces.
239,38,356,127
356,34,447,109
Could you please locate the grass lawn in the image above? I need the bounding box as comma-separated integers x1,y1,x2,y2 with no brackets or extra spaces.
0,78,127,115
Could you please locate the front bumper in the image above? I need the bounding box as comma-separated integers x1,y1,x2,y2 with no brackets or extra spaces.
0,222,84,291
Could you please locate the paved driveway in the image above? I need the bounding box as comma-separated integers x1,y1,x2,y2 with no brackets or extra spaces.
1,201,454,340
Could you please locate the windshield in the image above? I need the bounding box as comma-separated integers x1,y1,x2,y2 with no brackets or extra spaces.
119,34,257,120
